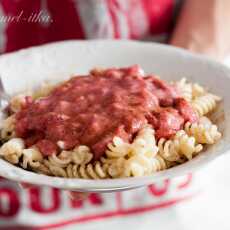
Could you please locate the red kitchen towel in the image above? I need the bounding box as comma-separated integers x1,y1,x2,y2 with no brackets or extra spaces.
0,173,200,229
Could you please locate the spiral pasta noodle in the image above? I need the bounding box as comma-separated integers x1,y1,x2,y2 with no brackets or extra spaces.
10,91,33,113
71,146,93,165
158,130,203,161
0,138,25,164
47,153,71,168
1,115,16,140
66,161,109,179
131,125,158,157
192,93,221,116
175,78,206,102
33,163,52,176
66,164,79,178
173,130,203,160
106,137,131,158
44,159,68,178
176,78,193,101
21,147,43,169
152,155,168,172
157,138,181,162
106,158,125,178
106,125,158,161
192,83,205,99
123,154,154,177
43,146,101,178
43,153,109,179
123,152,169,177
105,126,159,177
184,118,222,145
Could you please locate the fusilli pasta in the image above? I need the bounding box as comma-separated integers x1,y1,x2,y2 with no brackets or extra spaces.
158,130,203,161
173,130,203,160
106,137,131,158
71,146,93,165
105,126,159,177
176,78,193,101
44,159,67,177
175,78,206,102
192,83,205,99
66,161,109,179
152,155,168,172
21,147,43,169
33,163,52,175
48,153,71,168
158,138,181,162
192,93,221,116
10,92,32,113
185,117,222,144
130,125,158,157
123,154,154,177
0,138,24,164
1,115,16,140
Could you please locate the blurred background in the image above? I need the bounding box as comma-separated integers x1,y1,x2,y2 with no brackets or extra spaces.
0,0,230,229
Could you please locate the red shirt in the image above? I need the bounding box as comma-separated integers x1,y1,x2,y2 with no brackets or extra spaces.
0,0,175,53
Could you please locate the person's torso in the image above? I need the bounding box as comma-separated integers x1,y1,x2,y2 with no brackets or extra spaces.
0,0,182,53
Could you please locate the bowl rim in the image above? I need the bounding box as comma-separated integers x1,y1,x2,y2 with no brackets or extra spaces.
0,39,230,191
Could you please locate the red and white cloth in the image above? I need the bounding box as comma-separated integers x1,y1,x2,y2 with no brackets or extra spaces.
0,1,230,229
0,0,175,53
1,156,230,230
0,174,199,229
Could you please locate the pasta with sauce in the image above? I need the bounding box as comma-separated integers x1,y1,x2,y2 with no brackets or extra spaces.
0,67,222,179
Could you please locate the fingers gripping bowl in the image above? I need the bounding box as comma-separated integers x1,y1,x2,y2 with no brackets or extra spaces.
0,40,229,192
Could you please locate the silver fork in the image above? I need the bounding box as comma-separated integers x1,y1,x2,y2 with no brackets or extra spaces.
0,77,10,110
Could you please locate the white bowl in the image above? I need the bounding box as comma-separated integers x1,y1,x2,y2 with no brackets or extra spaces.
0,40,229,192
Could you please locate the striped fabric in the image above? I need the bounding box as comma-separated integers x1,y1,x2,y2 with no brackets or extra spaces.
0,0,175,53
